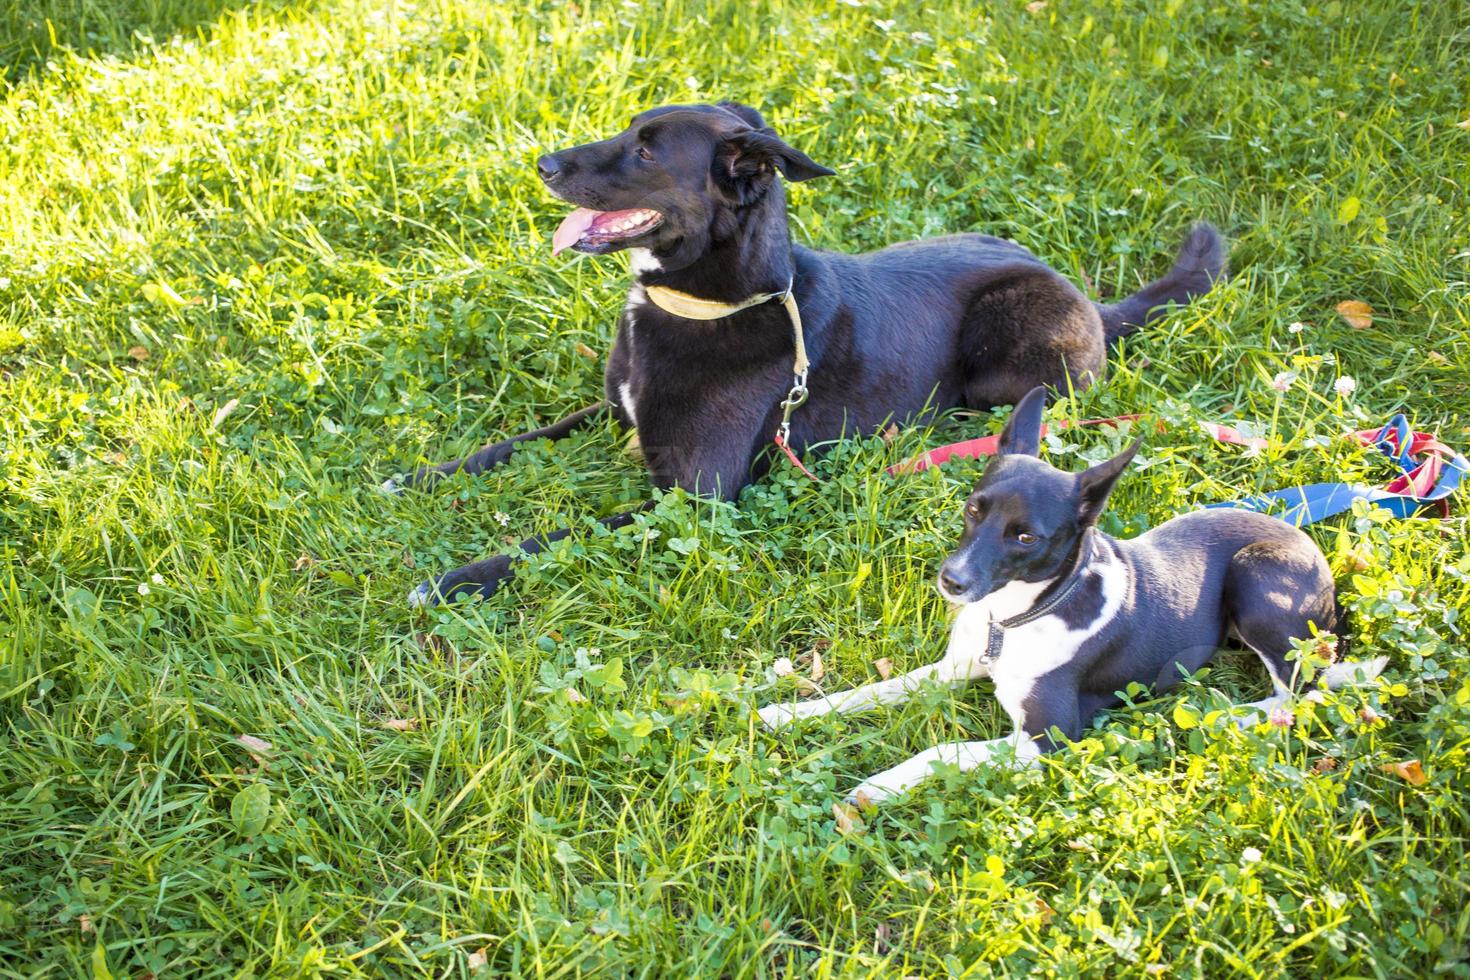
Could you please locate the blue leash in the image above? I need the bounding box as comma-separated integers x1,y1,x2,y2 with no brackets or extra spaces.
1206,414,1469,527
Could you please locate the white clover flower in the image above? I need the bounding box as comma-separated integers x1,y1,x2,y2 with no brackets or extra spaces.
1334,376,1357,397
1288,321,1305,334
1242,846,1263,864
1271,371,1296,392
772,657,796,677
137,583,151,596
495,511,511,526
151,573,164,585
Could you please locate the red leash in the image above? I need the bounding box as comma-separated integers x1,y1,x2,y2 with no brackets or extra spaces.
777,415,1264,480
883,414,1278,476
777,410,1462,526
774,431,818,481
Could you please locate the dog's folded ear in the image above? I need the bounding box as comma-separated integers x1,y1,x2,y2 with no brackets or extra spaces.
1075,435,1144,525
716,101,767,129
720,128,835,185
997,386,1047,457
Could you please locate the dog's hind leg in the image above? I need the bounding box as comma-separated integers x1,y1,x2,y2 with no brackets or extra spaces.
385,403,605,493
1223,539,1385,728
958,270,1107,407
409,500,654,608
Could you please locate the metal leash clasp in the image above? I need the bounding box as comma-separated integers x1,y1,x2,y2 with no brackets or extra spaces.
777,370,809,444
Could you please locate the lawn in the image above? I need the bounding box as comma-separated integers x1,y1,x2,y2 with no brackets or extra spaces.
2,0,1469,975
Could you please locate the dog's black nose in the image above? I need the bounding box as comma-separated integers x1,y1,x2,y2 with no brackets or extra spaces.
939,570,968,597
536,154,562,182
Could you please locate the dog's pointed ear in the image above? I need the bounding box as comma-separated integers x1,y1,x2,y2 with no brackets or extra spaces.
1075,435,1143,525
996,387,1047,457
720,127,835,184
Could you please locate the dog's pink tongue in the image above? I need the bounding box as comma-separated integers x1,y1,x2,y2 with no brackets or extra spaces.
552,207,601,256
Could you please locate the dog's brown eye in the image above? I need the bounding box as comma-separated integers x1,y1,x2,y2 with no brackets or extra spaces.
637,145,654,162
965,502,981,519
1015,531,1038,545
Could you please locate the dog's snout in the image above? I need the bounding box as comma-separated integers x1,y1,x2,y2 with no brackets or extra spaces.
536,154,563,182
939,568,968,598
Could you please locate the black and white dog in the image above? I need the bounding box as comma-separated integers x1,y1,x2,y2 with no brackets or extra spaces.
758,388,1386,805
390,101,1225,607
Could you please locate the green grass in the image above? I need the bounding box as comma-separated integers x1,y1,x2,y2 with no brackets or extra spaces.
2,0,1469,974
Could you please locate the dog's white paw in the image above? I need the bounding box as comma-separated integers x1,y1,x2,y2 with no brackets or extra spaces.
757,703,800,729
407,582,432,610
845,779,901,808
380,476,403,495
1232,694,1288,731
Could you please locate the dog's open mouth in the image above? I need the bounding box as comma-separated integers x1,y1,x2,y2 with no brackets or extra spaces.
552,207,664,255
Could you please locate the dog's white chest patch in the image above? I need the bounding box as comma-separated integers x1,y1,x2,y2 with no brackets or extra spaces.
629,249,663,275
618,380,638,429
944,577,1053,676
968,553,1127,731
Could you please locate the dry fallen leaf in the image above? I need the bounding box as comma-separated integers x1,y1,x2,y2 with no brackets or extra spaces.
1381,758,1427,786
400,549,416,569
1313,756,1340,773
881,422,900,444
874,920,892,954
128,345,150,361
1428,351,1448,365
832,801,862,835
1456,116,1470,130
852,789,875,812
236,734,272,764
1025,0,1047,11
567,688,589,705
1034,897,1056,927
293,554,317,571
1335,300,1374,330
574,341,598,358
874,657,894,680
810,648,826,682
468,947,488,971
79,913,93,934
381,718,417,732
211,398,240,429
1341,546,1373,572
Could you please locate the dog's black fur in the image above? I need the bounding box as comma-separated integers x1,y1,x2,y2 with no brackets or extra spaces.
396,102,1226,607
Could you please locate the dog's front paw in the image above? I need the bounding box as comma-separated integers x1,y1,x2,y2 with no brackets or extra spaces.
410,555,518,612
757,703,801,729
380,476,404,495
407,581,434,610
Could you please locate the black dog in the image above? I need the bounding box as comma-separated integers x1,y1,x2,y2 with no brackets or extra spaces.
391,102,1225,607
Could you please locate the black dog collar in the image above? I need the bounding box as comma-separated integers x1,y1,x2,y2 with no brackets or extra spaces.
981,535,1095,666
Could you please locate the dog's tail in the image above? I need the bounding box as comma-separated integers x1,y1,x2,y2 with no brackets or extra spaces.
1097,222,1226,343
